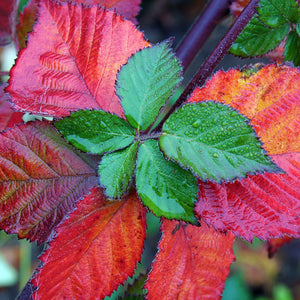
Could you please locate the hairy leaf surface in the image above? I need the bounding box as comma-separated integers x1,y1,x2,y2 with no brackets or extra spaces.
117,40,182,131
0,84,23,131
8,0,149,117
31,187,146,300
145,220,235,299
98,142,138,198
189,65,300,240
136,139,198,224
55,110,135,154
0,121,97,243
160,101,279,182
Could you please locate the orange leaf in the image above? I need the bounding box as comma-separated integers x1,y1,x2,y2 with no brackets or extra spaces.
0,121,97,243
190,65,300,241
8,0,149,117
145,220,235,300
31,187,147,300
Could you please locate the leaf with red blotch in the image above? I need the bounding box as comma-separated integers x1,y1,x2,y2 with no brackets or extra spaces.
145,220,235,300
8,0,149,118
0,0,18,46
16,0,141,50
31,187,146,300
0,121,98,243
189,65,300,241
267,236,293,258
0,84,24,131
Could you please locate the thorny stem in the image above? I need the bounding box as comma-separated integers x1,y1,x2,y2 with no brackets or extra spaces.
154,0,259,133
176,0,232,72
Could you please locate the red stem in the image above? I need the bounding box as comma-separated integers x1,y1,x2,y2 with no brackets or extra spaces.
176,0,232,72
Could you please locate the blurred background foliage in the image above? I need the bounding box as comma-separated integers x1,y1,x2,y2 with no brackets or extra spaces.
0,0,299,299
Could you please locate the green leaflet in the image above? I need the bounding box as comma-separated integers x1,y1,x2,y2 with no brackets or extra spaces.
284,30,300,66
230,17,289,57
116,40,182,132
98,142,138,198
230,0,300,59
257,0,300,26
135,139,198,224
55,110,135,155
159,102,281,182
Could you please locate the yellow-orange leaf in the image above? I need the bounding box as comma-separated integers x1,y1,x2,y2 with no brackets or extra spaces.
190,65,300,240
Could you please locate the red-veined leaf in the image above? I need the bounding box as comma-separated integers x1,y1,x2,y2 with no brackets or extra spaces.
8,0,149,117
0,84,23,131
31,187,147,300
190,65,300,241
0,121,97,243
16,0,141,50
145,219,235,300
0,0,18,46
61,0,141,22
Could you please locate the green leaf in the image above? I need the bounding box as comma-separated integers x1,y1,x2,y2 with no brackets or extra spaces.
230,17,289,57
257,0,300,27
55,110,135,155
135,139,198,224
284,29,300,66
98,142,138,198
159,101,281,182
296,23,300,36
116,40,182,131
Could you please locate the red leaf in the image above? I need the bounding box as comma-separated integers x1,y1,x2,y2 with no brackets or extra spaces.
16,0,39,50
16,0,141,50
31,187,147,300
61,0,141,22
267,236,293,258
0,121,97,243
0,84,23,131
0,0,18,46
190,65,300,241
8,0,149,117
145,220,235,300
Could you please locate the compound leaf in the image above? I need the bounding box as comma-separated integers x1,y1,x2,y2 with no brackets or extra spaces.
230,0,300,58
189,65,300,241
160,101,280,182
98,142,138,198
8,0,149,117
0,121,98,243
55,110,135,155
117,40,182,131
135,139,198,224
31,188,147,300
145,220,235,299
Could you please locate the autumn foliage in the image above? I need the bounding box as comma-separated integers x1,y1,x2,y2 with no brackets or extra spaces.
0,0,299,299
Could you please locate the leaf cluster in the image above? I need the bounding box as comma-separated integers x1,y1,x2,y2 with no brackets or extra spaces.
230,0,300,65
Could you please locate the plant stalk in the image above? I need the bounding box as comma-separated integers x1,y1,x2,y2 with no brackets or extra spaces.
176,0,232,72
155,0,259,132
